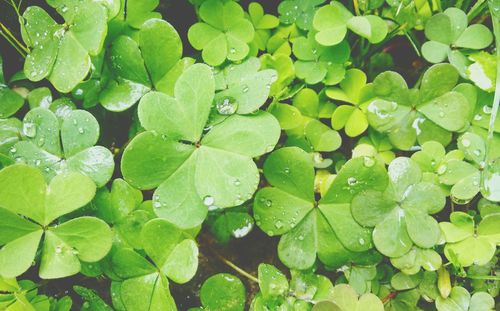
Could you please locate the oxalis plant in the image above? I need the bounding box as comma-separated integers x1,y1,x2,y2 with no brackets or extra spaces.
0,0,499,310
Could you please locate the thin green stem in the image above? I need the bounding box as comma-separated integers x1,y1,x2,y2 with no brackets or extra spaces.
464,274,500,281
0,21,29,56
487,2,500,144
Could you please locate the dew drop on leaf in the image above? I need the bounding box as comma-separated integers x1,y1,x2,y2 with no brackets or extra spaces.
438,111,445,118
347,177,357,186
461,138,471,148
474,114,482,121
275,220,283,229
363,156,375,167
242,85,249,93
284,167,290,174
216,97,238,115
23,122,37,138
234,179,241,186
229,47,236,54
78,127,85,134
203,195,215,206
483,105,492,114
437,164,447,175
265,199,272,207
55,246,62,254
358,238,365,245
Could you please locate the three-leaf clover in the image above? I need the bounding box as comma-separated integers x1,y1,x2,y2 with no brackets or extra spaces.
21,0,109,92
110,219,198,311
101,18,185,111
366,64,472,150
247,2,279,52
292,33,350,85
422,8,493,76
439,212,500,267
9,107,114,187
188,0,255,66
436,286,495,311
327,68,372,137
390,246,442,275
313,1,388,46
253,147,388,270
311,284,384,311
0,164,112,279
121,64,280,229
352,157,446,257
278,0,326,31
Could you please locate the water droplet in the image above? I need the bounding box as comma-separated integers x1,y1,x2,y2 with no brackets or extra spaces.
34,159,41,166
437,164,447,175
312,48,317,54
461,138,471,148
23,122,36,137
203,195,215,206
347,177,357,186
267,230,274,236
431,160,436,166
474,114,483,121
265,199,272,207
242,85,249,93
284,167,290,174
298,235,304,241
55,246,62,254
72,248,79,255
234,179,241,186
38,137,45,146
72,119,77,125
78,127,84,134
359,238,365,245
230,47,236,54
153,201,162,208
61,4,68,12
216,97,238,115
483,105,492,114
275,220,283,229
473,149,481,156
439,111,445,117
363,156,375,167
10,147,16,153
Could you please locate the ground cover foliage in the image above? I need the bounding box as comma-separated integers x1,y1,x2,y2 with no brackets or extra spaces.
0,0,499,309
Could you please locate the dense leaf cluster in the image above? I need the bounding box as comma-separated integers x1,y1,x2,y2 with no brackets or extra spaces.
0,0,499,310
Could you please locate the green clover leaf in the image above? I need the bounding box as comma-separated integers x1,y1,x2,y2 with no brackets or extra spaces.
188,0,254,66
110,219,198,310
422,8,493,76
311,284,384,311
260,53,296,97
0,164,112,279
254,147,388,269
327,68,372,137
292,33,350,85
266,24,302,56
366,64,472,150
113,0,161,28
247,2,279,52
0,55,24,119
355,129,396,165
278,0,325,30
94,179,155,249
122,64,280,229
22,1,109,92
313,2,387,46
9,107,114,187
390,246,442,275
466,51,497,92
101,18,186,111
207,206,254,243
436,286,495,311
214,57,277,114
352,157,446,257
440,212,500,267
193,274,246,311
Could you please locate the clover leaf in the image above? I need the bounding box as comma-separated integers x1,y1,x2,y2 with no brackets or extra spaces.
366,64,472,150
113,0,161,28
21,0,109,92
254,147,388,269
292,33,350,85
311,284,384,311
207,206,254,242
214,57,277,114
466,51,497,92
266,24,302,56
436,286,495,311
192,273,246,311
278,0,325,31
188,0,254,66
260,53,296,97
0,164,112,279
110,219,198,310
352,157,446,257
439,212,500,267
422,8,493,76
9,107,114,187
122,64,280,229
101,18,186,111
327,68,372,137
355,129,395,165
247,2,279,52
0,55,24,119
94,178,155,249
252,264,336,309
313,1,387,46
390,246,442,275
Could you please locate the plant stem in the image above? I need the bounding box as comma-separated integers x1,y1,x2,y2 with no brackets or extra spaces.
465,274,500,281
213,251,259,283
487,1,500,144
0,21,28,57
